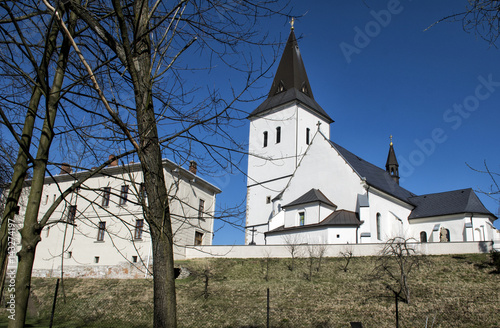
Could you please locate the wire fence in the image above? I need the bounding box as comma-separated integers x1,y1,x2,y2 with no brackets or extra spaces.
13,277,500,328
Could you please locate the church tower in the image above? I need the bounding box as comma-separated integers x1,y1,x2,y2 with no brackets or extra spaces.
385,136,400,185
245,24,334,244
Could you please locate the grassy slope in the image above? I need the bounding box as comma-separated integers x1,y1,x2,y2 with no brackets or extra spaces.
0,254,499,327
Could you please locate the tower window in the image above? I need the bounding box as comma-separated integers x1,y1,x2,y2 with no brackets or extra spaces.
299,212,305,226
306,128,310,145
195,231,204,246
276,127,281,144
266,196,271,204
263,131,268,147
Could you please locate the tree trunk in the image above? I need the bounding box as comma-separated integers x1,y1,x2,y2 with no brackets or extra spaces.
0,17,60,299
9,9,75,326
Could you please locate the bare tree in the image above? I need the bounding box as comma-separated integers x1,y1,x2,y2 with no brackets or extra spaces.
373,237,423,305
40,1,289,327
283,234,302,271
340,245,354,273
428,1,500,47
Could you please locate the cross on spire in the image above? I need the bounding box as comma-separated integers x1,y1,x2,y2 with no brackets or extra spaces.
290,17,295,30
390,135,393,146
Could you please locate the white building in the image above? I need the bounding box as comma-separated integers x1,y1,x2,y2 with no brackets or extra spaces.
16,157,220,277
245,28,498,246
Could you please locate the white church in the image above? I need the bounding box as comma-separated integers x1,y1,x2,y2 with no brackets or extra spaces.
244,27,498,246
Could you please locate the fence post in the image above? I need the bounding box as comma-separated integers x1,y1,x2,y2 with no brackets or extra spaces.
267,288,270,328
49,278,60,328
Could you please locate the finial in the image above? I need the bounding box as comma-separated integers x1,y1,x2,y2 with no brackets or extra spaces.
290,17,295,30
390,135,393,146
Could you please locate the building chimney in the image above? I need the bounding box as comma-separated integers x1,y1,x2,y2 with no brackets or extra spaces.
189,160,197,175
108,155,118,167
60,163,72,175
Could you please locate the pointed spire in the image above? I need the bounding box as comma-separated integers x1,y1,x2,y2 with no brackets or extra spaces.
248,28,334,123
386,136,400,185
267,29,314,98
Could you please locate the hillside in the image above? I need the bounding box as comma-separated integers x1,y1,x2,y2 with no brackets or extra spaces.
1,254,499,327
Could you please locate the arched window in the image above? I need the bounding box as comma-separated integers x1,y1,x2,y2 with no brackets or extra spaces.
263,131,268,147
420,231,427,243
376,213,381,240
276,126,281,144
306,128,310,145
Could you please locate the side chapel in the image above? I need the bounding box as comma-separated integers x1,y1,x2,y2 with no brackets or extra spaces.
245,26,497,246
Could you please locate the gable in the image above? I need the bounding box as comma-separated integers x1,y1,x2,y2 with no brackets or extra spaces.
276,131,366,212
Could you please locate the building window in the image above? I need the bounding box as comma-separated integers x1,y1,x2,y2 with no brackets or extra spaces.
43,194,48,205
97,221,106,241
276,127,281,144
420,231,427,243
306,128,310,145
337,234,340,238
376,213,381,241
102,187,111,207
65,251,72,259
94,256,100,264
119,185,129,205
299,212,305,226
134,219,144,240
67,205,77,224
266,196,271,204
263,131,268,147
132,256,138,263
198,199,205,220
195,231,203,246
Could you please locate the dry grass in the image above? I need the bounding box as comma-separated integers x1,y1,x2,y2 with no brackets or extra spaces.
0,254,499,327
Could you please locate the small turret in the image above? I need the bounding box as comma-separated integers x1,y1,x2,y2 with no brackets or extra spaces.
385,135,400,185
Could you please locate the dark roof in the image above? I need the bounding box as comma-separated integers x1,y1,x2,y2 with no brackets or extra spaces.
385,143,399,171
328,140,415,203
408,188,496,219
248,30,334,123
266,209,361,235
283,188,336,209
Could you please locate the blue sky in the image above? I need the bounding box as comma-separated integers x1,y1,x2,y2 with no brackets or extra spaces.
209,0,500,244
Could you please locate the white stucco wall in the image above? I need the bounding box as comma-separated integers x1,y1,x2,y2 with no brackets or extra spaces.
246,102,332,244
12,160,220,276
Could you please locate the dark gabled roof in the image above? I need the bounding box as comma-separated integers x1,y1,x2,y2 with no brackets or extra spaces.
283,188,336,209
266,209,361,235
321,209,363,226
328,140,415,203
248,30,334,124
408,188,497,219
